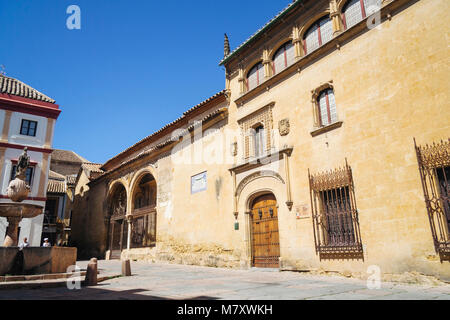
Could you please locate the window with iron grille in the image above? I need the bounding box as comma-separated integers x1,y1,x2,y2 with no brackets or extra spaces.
415,138,450,259
20,119,38,137
130,212,157,249
309,162,363,255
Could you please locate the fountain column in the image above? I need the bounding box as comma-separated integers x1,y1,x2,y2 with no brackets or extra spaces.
3,216,21,247
1,148,43,247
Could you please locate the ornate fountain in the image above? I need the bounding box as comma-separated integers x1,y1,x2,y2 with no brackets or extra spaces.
1,147,43,247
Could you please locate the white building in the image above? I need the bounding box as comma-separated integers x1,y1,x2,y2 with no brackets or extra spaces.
0,74,61,246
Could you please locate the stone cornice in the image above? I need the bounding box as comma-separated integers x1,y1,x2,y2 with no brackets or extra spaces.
229,147,293,174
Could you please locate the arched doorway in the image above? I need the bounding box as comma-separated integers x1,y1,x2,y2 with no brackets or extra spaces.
250,193,280,268
129,173,157,249
107,183,128,259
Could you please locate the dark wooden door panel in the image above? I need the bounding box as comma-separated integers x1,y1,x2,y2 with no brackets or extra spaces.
109,219,128,259
251,194,280,268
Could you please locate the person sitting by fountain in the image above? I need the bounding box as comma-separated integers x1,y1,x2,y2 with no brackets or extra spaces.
19,237,29,250
42,238,51,247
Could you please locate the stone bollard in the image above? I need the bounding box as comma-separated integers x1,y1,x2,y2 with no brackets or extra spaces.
84,258,98,286
122,259,131,277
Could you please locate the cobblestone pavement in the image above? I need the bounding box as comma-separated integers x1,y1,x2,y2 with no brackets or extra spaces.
0,260,449,300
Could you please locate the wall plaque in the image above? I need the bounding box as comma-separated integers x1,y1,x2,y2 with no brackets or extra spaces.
295,204,310,219
191,171,207,194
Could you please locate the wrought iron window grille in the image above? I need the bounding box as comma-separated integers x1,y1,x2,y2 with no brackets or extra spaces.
308,160,363,258
415,138,450,260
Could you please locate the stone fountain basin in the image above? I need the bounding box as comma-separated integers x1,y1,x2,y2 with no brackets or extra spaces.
0,203,43,219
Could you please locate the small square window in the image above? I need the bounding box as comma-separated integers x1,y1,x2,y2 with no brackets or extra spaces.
20,120,38,137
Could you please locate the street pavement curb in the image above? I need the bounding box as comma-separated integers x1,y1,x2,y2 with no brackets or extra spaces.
0,273,122,290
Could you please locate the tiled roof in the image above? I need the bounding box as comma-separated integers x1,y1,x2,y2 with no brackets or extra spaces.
102,90,227,170
81,163,104,180
48,170,65,181
81,163,103,173
182,90,227,116
96,107,228,178
219,0,303,66
0,74,56,103
51,149,89,163
47,179,66,194
66,174,77,185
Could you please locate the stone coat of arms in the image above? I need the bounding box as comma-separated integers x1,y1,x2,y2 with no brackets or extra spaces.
279,119,290,136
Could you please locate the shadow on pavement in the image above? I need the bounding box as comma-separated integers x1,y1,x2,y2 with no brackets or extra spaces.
0,286,219,300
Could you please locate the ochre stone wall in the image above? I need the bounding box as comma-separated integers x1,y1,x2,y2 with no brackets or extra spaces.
227,0,450,279
74,0,450,281
71,170,108,259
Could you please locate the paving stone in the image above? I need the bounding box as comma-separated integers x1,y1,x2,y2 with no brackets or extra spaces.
0,260,448,300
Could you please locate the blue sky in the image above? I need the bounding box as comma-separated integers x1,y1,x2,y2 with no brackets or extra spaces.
0,0,291,164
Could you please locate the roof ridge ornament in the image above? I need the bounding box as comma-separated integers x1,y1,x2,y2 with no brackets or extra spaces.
224,33,230,58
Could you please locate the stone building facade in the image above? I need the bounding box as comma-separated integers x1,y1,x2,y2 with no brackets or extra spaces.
72,0,450,280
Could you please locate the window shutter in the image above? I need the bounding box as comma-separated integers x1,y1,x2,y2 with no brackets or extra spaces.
260,127,266,155
304,24,320,54
285,42,295,67
327,90,338,124
254,129,260,157
253,126,266,157
273,46,285,75
344,0,364,29
319,92,329,126
319,18,333,46
257,64,264,85
247,66,258,91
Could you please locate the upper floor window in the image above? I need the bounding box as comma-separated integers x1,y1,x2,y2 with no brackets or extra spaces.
238,103,274,160
10,164,34,186
253,125,266,158
272,41,295,75
246,62,264,91
20,119,37,137
318,88,338,127
303,16,333,55
343,0,382,30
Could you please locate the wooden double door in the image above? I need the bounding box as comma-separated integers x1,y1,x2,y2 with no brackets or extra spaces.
109,218,128,260
251,194,280,268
